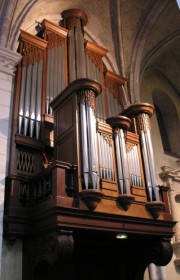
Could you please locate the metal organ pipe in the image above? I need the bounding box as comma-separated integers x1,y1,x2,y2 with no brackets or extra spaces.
24,63,32,136
140,131,153,200
62,10,87,83
36,59,43,139
46,48,51,114
19,66,27,134
75,18,86,79
124,104,160,201
87,102,99,188
107,116,131,195
53,46,58,100
114,130,124,193
145,129,159,200
79,88,100,189
30,61,38,137
68,25,76,82
119,128,130,194
80,100,89,189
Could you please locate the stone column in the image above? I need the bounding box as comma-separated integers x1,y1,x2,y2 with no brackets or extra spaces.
0,46,21,279
148,263,166,280
0,0,18,47
160,165,180,267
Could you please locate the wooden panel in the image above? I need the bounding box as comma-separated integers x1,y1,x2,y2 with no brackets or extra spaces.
56,133,77,164
56,100,73,138
101,180,118,197
131,187,147,202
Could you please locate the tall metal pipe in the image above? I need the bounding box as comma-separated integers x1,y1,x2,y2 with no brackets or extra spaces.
78,85,100,189
36,59,43,139
122,103,159,201
62,9,88,83
107,116,131,194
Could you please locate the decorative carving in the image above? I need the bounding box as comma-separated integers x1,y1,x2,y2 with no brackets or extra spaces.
80,189,103,211
85,49,103,71
47,32,65,48
113,127,128,142
17,149,34,174
22,42,44,66
0,46,22,75
126,141,135,152
78,89,96,111
105,78,123,107
117,194,135,211
144,238,173,266
145,201,165,219
135,113,151,133
29,231,74,268
102,133,113,145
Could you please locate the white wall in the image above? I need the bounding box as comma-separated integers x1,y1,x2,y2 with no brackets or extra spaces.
0,46,22,280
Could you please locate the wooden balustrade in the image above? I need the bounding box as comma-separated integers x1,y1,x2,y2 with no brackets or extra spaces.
18,161,77,205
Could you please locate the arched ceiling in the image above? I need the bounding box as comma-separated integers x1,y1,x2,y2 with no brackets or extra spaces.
7,0,180,96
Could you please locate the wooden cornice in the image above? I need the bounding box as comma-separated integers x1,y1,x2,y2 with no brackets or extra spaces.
61,9,88,26
122,103,154,118
41,19,68,37
105,70,127,85
19,30,47,49
85,41,108,57
51,78,102,111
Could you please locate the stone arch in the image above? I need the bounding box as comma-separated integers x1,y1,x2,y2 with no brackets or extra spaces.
129,0,168,103
152,90,180,156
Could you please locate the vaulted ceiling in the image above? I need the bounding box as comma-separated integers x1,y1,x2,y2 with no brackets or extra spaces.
4,0,180,97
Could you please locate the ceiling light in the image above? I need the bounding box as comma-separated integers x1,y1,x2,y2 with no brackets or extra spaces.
116,233,128,239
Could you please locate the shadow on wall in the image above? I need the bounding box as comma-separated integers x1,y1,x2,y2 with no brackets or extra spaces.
152,90,180,157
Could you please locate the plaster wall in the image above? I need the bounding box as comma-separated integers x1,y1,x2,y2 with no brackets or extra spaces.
0,46,22,280
141,68,180,280
140,68,180,184
1,240,22,280
0,71,15,279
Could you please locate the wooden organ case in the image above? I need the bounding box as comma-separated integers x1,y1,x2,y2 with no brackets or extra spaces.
4,9,174,280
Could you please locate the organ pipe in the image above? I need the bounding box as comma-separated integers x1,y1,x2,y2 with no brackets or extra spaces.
123,103,159,201
78,88,100,189
106,116,131,194
36,60,43,139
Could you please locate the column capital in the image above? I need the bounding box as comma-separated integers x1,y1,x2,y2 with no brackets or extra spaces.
0,46,22,75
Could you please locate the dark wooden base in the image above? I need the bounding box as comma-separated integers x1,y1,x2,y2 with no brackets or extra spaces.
25,229,173,280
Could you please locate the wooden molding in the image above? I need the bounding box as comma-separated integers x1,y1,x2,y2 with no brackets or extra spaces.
41,19,68,37
61,9,88,26
122,103,154,117
19,30,47,49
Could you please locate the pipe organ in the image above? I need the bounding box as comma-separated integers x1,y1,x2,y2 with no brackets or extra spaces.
8,8,168,209
17,31,47,139
7,7,167,208
4,11,174,279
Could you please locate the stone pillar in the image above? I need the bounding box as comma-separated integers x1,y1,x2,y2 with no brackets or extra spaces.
148,263,166,280
0,46,21,279
0,0,18,47
160,165,180,267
